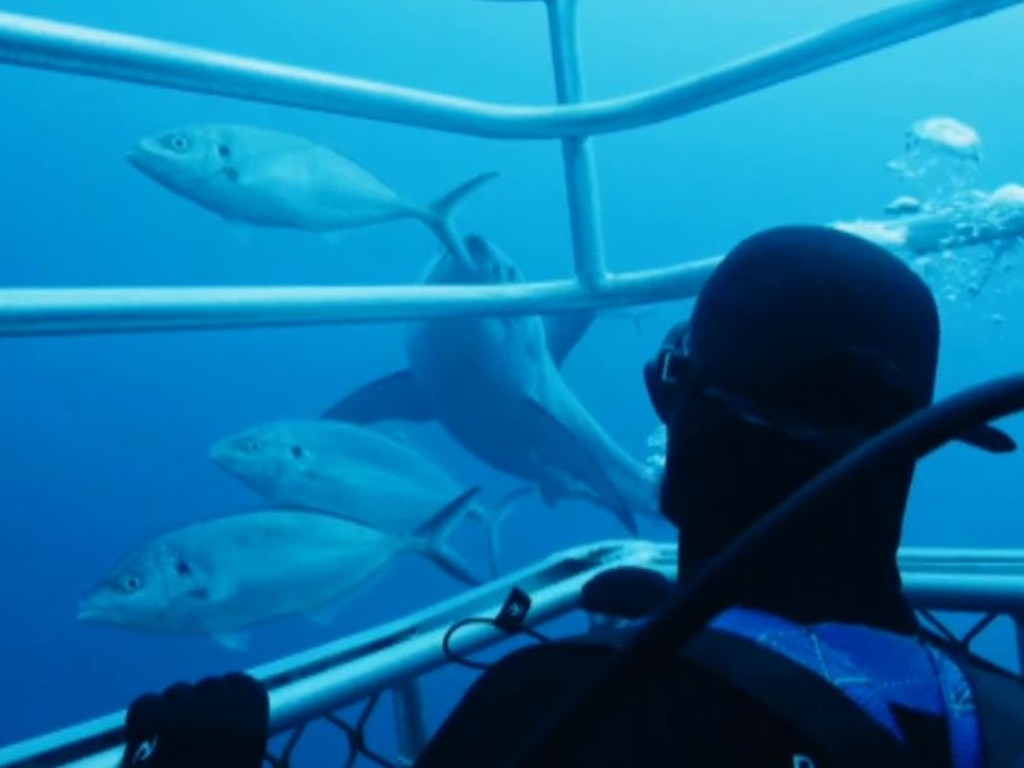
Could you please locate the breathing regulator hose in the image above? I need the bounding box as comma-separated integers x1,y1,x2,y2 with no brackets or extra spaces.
503,373,1024,768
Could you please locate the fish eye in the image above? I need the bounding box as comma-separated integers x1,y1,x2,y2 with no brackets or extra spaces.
175,559,192,576
291,445,305,459
121,574,142,593
164,134,191,153
217,144,231,158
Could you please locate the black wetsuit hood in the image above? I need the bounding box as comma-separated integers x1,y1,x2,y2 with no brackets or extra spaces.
658,226,948,632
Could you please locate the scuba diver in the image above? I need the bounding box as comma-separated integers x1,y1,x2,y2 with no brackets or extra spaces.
119,225,1024,768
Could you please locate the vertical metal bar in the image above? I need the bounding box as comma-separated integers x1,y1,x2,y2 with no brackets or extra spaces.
392,679,429,766
544,0,608,287
1013,615,1024,673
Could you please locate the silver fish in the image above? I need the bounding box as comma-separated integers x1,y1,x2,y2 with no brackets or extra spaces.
210,419,529,574
77,488,480,648
127,123,497,269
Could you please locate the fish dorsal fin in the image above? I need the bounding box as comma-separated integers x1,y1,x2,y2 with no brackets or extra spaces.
321,370,435,424
544,310,596,367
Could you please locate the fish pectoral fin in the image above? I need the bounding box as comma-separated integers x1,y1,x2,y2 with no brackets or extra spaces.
412,486,484,587
321,370,435,424
213,632,250,651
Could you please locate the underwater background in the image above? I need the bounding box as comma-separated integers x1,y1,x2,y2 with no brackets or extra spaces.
2,0,1024,762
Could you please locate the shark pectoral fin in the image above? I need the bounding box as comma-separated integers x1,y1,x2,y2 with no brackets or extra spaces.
321,370,435,424
412,486,484,587
520,398,640,536
213,632,250,651
543,311,596,367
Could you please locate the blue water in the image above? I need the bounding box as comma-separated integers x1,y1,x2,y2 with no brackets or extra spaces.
2,0,1024,762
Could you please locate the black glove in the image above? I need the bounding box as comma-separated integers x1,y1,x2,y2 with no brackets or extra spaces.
580,566,674,620
122,672,269,768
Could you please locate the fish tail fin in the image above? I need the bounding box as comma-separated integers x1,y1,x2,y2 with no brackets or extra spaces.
471,485,535,578
412,486,484,587
605,494,640,536
419,172,499,270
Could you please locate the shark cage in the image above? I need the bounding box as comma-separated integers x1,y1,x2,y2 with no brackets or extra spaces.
2,1,1024,766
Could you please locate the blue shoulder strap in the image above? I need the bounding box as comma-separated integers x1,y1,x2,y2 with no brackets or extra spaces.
705,608,983,768
682,627,921,768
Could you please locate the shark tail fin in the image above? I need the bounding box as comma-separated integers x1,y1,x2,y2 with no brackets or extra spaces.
471,485,536,578
419,172,500,270
412,486,483,587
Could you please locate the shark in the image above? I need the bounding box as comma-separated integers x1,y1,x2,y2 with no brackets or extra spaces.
321,235,661,534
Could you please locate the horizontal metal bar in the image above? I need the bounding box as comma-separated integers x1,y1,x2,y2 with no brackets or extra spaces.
7,541,1024,768
0,259,720,337
1,0,1021,139
3,181,1021,339
1,539,670,768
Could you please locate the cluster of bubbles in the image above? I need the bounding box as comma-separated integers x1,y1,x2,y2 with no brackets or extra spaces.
644,424,667,484
887,116,983,197
836,116,1024,309
643,117,1024,459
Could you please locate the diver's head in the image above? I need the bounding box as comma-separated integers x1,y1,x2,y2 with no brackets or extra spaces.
644,226,1010,581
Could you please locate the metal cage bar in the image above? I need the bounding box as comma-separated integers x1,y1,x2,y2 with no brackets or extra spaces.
543,0,608,288
3,189,1024,336
0,1,1019,140
2,3,1024,766
0,1,1020,336
4,542,1024,768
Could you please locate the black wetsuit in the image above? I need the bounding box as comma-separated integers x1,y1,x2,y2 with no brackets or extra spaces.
414,628,958,768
